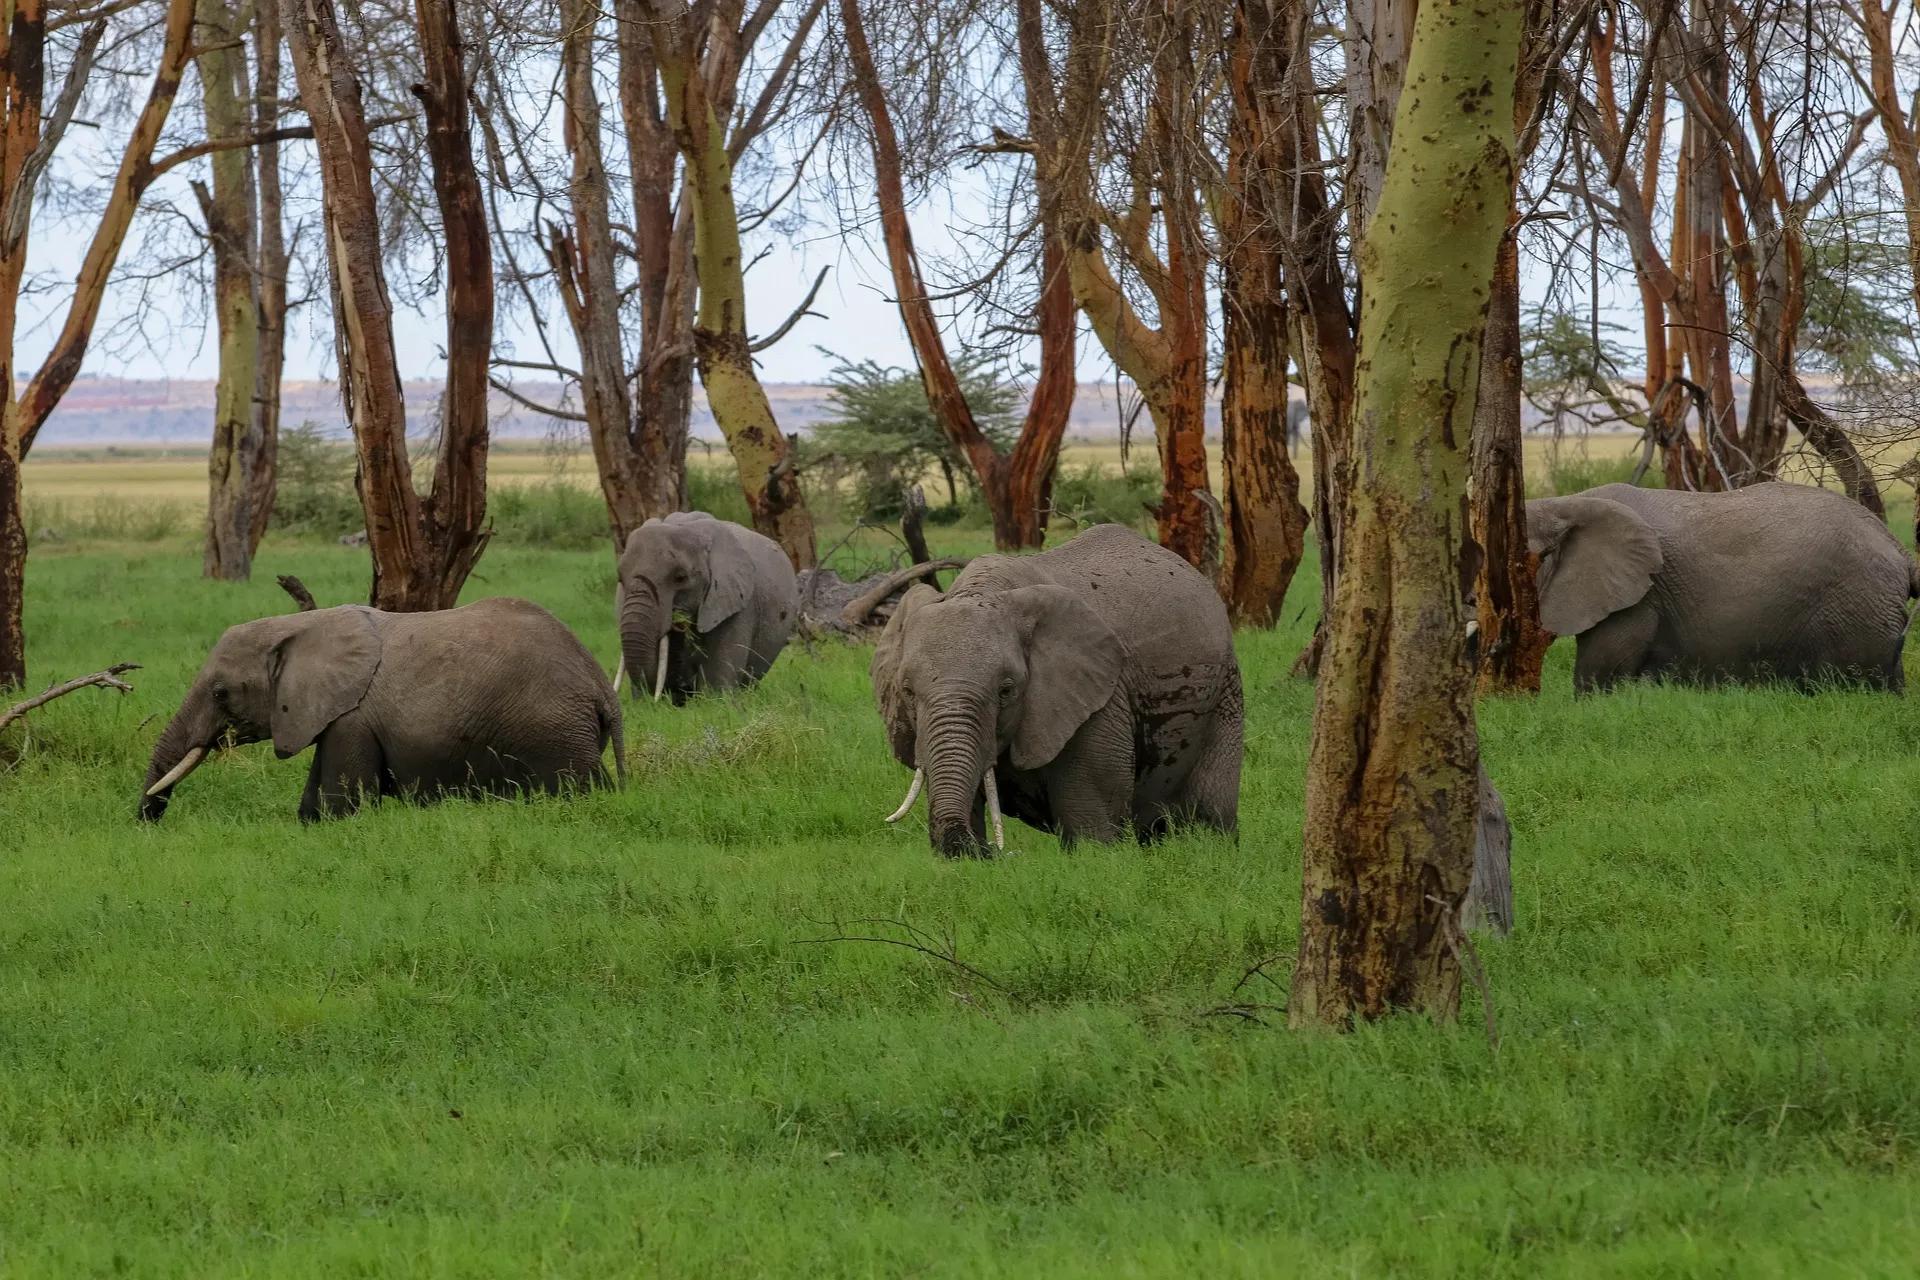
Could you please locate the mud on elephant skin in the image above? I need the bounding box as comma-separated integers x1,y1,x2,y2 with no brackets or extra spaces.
871,524,1242,856
616,511,797,705
1527,482,1918,693
139,597,623,822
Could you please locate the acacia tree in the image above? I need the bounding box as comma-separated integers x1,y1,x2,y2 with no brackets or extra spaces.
0,0,199,689
196,0,262,581
839,0,1077,552
640,0,821,569
1291,0,1522,1026
285,0,494,610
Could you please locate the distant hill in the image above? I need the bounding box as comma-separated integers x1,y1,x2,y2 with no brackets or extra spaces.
31,376,1220,446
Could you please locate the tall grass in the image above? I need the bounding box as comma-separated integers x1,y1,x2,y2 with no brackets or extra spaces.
0,541,1916,1272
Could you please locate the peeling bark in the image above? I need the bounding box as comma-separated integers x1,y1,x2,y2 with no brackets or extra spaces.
1291,0,1520,1028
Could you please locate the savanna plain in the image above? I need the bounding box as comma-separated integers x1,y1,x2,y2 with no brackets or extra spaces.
3,456,1920,1275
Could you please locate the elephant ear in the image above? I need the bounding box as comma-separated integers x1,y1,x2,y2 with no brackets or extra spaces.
270,607,382,757
698,526,755,632
1005,584,1125,771
1527,495,1663,635
870,582,941,767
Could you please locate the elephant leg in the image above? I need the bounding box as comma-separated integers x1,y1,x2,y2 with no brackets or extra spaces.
298,714,384,822
1040,695,1133,849
696,613,758,692
1175,677,1243,837
1572,601,1660,693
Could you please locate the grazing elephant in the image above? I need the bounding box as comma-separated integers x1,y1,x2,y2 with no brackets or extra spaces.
139,598,622,822
871,523,1241,855
1528,482,1918,692
616,511,797,704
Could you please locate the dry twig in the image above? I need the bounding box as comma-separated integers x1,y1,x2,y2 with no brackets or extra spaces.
0,664,141,737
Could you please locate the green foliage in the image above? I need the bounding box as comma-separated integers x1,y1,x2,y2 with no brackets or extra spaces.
271,421,363,537
1521,307,1636,422
487,482,610,551
22,495,186,543
1796,221,1919,387
1544,451,1660,496
3,539,1919,1272
1046,456,1161,532
685,458,753,525
808,353,1020,521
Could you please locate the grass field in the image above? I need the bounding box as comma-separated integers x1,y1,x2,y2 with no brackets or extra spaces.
2,487,1919,1271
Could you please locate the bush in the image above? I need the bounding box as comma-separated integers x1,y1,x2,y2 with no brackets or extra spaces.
488,482,610,550
271,422,362,537
1546,450,1658,496
686,462,752,525
1047,457,1160,533
24,495,186,543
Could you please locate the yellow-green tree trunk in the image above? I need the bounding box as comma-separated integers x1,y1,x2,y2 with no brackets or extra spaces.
1290,0,1522,1028
196,0,261,582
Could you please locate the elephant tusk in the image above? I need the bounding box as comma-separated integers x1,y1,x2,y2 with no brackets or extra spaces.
145,746,207,797
611,654,625,694
983,766,1005,851
652,636,670,702
885,768,924,823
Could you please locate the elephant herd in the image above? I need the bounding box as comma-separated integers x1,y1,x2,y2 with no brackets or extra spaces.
140,483,1918,856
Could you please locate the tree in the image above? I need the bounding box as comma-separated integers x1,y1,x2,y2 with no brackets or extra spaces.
641,0,823,569
0,0,199,688
1291,0,1522,1027
839,0,1078,552
284,0,494,610
196,0,262,582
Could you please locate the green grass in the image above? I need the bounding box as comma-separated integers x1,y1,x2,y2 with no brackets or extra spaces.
2,531,1918,1275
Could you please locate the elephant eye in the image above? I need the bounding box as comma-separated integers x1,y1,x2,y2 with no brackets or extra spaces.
212,683,229,702
999,679,1015,700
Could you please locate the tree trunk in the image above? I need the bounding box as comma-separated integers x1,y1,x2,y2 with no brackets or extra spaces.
196,0,260,582
0,0,196,688
1861,0,1920,314
411,0,493,601
1470,221,1549,692
1220,0,1311,627
558,0,649,546
287,0,492,609
647,0,815,569
1291,0,1520,1028
617,0,695,518
250,0,287,553
285,0,425,606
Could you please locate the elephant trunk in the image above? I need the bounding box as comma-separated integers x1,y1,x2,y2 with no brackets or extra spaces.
619,587,669,702
139,687,219,822
921,694,997,856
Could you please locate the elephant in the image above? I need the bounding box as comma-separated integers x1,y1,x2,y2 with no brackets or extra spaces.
615,511,797,704
871,523,1241,855
1527,481,1918,692
139,597,623,822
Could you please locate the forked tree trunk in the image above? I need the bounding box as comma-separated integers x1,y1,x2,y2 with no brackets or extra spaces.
1220,0,1311,626
0,0,196,688
1470,223,1549,692
1291,0,1521,1028
197,0,260,582
250,0,288,553
647,0,816,569
556,0,649,546
842,0,1075,552
286,0,492,609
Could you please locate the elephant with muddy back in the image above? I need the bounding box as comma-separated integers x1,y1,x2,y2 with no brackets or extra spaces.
615,511,797,703
139,597,622,821
871,524,1242,854
1527,482,1918,692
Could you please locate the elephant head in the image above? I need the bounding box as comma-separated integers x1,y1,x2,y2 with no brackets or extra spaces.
1526,494,1664,635
138,607,381,821
871,582,1125,855
616,512,753,701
